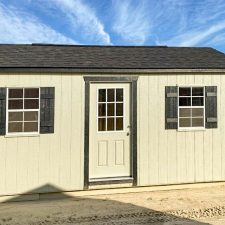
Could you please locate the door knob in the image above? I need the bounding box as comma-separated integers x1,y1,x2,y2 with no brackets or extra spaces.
126,132,130,136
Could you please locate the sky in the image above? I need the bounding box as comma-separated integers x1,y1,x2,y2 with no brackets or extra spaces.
0,0,225,53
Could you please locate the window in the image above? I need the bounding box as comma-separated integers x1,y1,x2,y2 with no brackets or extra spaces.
98,88,124,132
7,88,40,134
178,87,205,128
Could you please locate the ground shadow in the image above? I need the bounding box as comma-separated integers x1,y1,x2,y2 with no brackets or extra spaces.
0,184,211,225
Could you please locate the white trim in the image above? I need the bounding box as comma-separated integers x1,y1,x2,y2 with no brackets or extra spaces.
5,133,40,138
178,86,205,130
178,128,206,132
89,176,133,182
6,87,40,136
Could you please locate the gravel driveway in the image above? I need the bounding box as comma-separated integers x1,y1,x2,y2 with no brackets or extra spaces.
1,185,225,224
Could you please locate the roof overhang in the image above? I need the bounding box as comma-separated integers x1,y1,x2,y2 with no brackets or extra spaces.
0,68,225,74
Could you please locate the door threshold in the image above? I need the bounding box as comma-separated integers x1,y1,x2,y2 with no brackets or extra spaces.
89,177,133,186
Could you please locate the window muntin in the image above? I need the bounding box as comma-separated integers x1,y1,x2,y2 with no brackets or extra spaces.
98,88,124,132
7,88,40,134
178,87,205,128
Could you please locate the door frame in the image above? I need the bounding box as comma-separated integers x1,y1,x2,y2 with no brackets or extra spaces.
83,76,138,189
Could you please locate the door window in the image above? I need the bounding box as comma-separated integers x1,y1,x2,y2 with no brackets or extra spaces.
98,88,124,132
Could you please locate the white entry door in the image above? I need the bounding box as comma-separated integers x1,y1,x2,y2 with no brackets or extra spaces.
89,83,131,180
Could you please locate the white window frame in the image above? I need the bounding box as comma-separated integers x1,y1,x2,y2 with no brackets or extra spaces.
6,87,40,136
97,87,125,133
178,86,205,131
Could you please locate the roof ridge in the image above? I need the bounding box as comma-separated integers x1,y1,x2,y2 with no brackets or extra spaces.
0,44,215,50
31,44,170,48
0,43,170,48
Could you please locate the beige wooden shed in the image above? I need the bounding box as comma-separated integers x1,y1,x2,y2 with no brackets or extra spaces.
0,44,225,198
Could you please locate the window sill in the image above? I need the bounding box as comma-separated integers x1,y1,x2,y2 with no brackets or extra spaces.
177,128,206,132
5,133,40,138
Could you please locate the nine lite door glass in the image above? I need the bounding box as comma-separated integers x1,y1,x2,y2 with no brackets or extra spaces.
98,88,124,131
7,88,39,133
178,87,205,128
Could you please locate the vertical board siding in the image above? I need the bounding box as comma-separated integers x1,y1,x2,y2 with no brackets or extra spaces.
212,76,222,181
138,76,149,185
59,75,72,189
70,76,83,189
0,135,6,194
1,72,225,196
158,76,168,184
148,76,159,185
138,73,225,186
0,73,84,196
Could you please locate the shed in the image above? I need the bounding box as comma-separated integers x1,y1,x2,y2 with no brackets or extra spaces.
0,44,225,198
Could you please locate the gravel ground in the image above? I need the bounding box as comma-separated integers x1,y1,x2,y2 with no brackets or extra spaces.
1,185,225,224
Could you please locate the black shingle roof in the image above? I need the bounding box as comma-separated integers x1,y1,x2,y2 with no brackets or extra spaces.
0,44,225,69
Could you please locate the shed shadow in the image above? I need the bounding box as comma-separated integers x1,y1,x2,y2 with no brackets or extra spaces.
0,184,211,225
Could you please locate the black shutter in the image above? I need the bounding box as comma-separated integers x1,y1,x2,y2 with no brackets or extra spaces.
165,86,178,129
205,86,217,129
0,88,6,135
40,87,55,134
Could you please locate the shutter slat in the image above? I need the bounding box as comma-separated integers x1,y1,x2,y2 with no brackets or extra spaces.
205,86,217,129
40,87,55,134
167,92,178,98
206,117,217,123
0,88,6,135
166,118,178,123
207,92,217,97
165,86,178,129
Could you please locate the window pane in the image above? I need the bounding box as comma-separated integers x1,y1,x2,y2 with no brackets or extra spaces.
116,103,123,116
107,103,115,116
179,118,191,127
24,99,39,109
192,87,203,96
192,118,204,127
107,118,114,131
179,88,191,96
98,104,106,117
24,112,38,121
107,89,115,102
8,89,23,98
116,89,123,102
8,122,23,133
116,118,123,130
179,97,191,106
179,108,191,117
192,97,204,106
8,112,23,121
98,89,106,102
192,108,204,117
24,122,38,132
8,100,23,109
24,88,39,98
98,118,106,131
